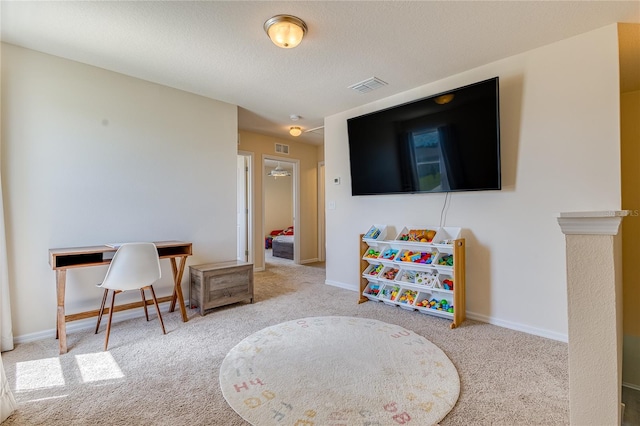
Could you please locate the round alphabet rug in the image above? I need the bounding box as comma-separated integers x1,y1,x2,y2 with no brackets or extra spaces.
219,316,459,425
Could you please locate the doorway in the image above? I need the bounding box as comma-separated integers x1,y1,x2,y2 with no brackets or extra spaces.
263,155,299,267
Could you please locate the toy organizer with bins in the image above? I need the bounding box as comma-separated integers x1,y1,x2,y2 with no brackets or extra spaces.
359,224,466,329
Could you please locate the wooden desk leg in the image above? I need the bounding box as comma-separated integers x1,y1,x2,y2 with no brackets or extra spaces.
169,256,189,322
170,259,178,312
56,269,68,354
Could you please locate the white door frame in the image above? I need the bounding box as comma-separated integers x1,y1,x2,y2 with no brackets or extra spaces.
236,155,247,262
238,151,253,265
262,154,300,266
317,161,325,262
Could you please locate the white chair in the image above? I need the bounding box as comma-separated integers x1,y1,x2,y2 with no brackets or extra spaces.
95,242,166,350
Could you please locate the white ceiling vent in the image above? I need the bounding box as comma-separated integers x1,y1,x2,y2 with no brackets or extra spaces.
348,77,388,94
275,143,289,154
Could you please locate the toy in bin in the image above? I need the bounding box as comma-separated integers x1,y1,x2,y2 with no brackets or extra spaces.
365,284,380,296
399,289,417,304
364,226,381,239
380,248,399,260
364,248,381,259
367,264,383,276
381,268,399,280
416,297,454,313
399,229,436,243
397,270,416,283
381,285,400,301
416,271,437,287
400,250,436,264
442,278,454,291
438,254,454,267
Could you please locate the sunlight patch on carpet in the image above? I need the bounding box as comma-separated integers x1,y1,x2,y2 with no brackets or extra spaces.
219,316,459,425
75,352,124,383
15,358,65,391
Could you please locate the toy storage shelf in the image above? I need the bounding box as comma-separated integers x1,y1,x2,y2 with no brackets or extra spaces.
359,226,466,329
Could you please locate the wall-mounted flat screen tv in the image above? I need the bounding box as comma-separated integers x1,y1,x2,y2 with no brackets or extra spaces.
347,77,501,196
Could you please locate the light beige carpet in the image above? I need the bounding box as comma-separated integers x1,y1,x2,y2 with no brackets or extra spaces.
220,316,459,425
0,258,569,425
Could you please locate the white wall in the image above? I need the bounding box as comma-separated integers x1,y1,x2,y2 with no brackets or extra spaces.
324,24,621,341
1,44,238,338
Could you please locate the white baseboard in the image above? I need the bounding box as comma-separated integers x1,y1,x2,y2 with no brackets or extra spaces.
325,279,358,292
323,280,568,342
13,300,181,345
300,258,320,264
466,311,568,342
14,329,55,345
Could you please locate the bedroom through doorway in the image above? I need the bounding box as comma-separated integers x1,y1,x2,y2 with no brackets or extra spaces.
263,156,299,267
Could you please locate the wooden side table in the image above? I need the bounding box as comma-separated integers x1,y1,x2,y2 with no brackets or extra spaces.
189,260,254,316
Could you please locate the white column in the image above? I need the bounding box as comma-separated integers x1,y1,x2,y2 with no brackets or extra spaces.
557,211,628,426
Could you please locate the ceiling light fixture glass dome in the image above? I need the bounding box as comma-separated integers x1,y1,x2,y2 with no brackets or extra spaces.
264,15,308,49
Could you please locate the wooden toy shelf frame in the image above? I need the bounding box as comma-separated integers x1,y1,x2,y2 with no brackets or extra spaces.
359,234,466,329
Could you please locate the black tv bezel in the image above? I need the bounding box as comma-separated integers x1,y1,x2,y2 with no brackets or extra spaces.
346,77,501,196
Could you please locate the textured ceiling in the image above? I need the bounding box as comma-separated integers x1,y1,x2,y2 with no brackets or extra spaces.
1,1,639,145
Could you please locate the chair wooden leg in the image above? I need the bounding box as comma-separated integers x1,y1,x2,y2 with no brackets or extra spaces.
149,285,166,335
95,288,109,334
104,291,117,351
140,289,149,321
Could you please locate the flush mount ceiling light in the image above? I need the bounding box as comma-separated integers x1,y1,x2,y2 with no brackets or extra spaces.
264,15,308,48
268,162,292,178
289,126,302,137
